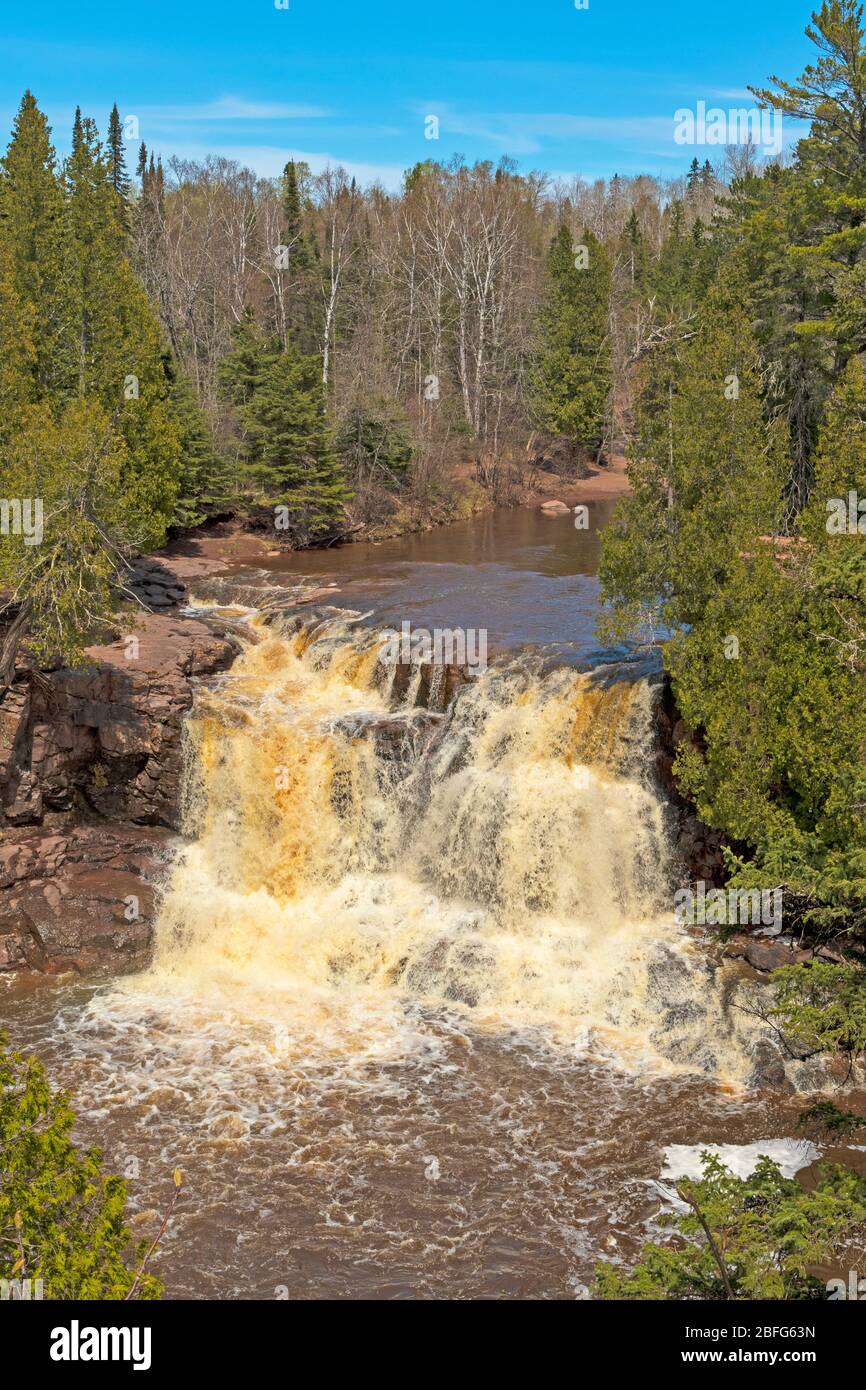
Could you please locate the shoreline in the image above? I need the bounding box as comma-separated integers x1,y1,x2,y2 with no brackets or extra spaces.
149,453,633,582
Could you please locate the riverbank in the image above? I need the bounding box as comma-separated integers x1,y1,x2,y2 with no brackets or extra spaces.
150,454,633,583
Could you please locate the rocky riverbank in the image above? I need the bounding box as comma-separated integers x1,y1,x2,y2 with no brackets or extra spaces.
0,578,242,977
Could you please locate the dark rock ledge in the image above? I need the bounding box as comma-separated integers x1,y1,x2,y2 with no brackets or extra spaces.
1,610,238,978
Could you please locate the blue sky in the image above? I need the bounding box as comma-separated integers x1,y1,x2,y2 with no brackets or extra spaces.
2,0,816,188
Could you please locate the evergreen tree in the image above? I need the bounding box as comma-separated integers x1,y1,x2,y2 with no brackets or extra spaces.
239,340,350,542
652,199,718,315
0,400,169,684
527,225,612,454
623,209,650,292
0,92,76,399
281,159,314,272
62,111,179,536
0,237,36,436
0,1032,166,1300
338,393,414,491
165,359,228,527
601,264,786,638
106,103,130,202
727,2,866,512
597,1153,866,1301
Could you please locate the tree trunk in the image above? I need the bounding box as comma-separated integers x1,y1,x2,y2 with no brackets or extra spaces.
0,600,32,694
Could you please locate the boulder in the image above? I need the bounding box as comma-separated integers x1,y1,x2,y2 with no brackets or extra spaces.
0,824,174,977
1,613,236,832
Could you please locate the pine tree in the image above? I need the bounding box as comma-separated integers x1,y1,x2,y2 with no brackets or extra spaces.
0,400,168,684
165,358,227,527
730,2,866,513
106,103,130,202
0,243,35,436
279,159,319,350
623,209,650,292
63,110,178,534
338,393,413,491
0,92,76,399
527,225,612,454
652,199,719,316
239,340,350,542
281,160,314,270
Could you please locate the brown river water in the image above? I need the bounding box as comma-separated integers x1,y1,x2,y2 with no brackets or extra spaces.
2,501,863,1299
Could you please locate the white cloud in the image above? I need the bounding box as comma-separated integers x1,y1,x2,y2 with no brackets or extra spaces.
415,105,676,156
138,96,332,122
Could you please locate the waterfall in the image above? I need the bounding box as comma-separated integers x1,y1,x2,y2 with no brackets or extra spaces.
142,612,778,1082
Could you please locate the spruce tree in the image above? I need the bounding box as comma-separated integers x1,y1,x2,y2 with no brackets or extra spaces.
239,340,350,542
0,92,76,398
106,103,130,201
623,209,650,292
279,159,319,350
63,110,178,534
165,359,228,527
0,240,36,435
527,225,612,454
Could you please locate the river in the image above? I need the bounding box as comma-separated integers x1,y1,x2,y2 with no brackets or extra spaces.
1,500,860,1300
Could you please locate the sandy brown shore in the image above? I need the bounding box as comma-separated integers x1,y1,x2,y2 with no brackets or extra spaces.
150,453,632,580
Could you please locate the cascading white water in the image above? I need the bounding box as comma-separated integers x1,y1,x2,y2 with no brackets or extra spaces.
138,612,772,1081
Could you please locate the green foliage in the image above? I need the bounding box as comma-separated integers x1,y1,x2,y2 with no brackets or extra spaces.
771,962,866,1061
0,92,221,677
222,320,350,542
165,362,229,528
105,103,130,205
600,264,786,641
0,1031,162,1300
622,208,651,294
601,127,866,932
596,1153,866,1300
0,91,76,400
338,394,414,488
527,225,612,450
799,1099,866,1139
0,401,162,672
652,358,865,928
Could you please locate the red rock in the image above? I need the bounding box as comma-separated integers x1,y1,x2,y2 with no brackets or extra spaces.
0,609,240,978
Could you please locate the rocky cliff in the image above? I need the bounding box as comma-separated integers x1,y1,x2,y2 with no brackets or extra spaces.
0,609,238,978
